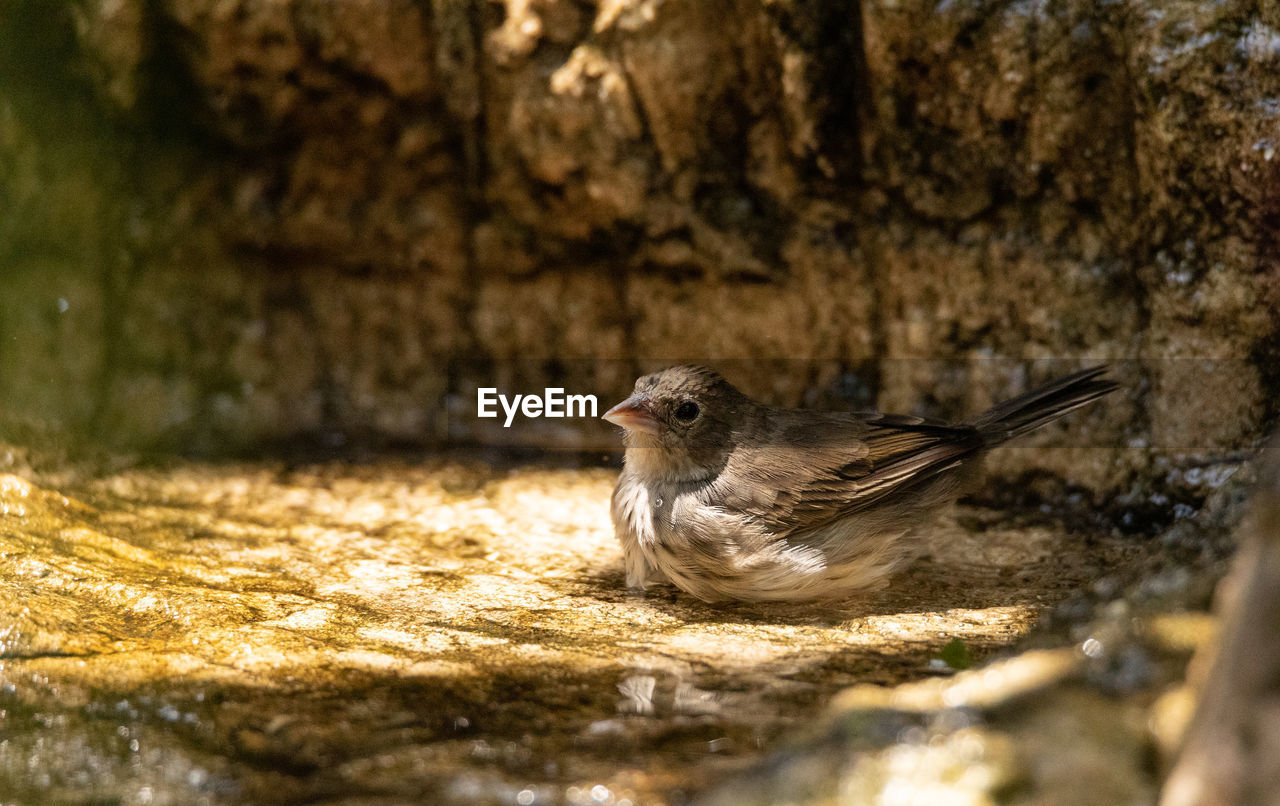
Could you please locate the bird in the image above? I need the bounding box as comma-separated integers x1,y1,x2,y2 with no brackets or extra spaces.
602,365,1117,602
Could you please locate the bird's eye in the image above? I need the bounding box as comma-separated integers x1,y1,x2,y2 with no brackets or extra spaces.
674,401,700,422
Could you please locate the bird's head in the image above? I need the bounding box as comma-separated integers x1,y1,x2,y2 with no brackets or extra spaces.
603,365,748,482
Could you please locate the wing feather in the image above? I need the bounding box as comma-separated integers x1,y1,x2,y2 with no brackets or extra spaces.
712,410,984,537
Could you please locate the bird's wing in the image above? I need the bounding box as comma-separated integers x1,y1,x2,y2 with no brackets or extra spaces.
714,411,984,537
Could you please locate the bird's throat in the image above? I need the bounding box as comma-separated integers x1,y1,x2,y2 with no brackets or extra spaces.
622,433,710,484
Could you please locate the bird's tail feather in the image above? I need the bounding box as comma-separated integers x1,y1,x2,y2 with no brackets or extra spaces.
973,366,1117,445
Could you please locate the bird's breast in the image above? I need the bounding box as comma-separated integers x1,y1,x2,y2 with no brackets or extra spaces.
612,474,656,546
615,473,689,544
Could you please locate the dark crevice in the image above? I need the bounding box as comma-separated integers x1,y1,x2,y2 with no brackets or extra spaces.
431,0,493,435
134,0,226,149
1111,3,1157,452
1251,155,1280,429
766,0,870,185
0,650,110,661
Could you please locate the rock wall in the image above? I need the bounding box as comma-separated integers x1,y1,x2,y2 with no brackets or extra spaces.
1,0,1276,495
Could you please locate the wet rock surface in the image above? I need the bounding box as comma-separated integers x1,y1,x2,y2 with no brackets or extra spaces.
0,456,1196,805
1161,439,1280,806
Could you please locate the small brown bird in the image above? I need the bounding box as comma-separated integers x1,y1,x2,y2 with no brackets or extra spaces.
603,365,1116,602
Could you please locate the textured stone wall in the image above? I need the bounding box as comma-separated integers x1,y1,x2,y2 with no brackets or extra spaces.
1,1,1276,497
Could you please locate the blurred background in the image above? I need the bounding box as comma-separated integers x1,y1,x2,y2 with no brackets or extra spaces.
1,0,1275,496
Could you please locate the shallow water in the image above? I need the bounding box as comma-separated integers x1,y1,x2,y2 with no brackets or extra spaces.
0,459,1165,804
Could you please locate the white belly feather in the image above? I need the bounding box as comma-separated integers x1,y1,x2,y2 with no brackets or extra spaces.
610,469,921,602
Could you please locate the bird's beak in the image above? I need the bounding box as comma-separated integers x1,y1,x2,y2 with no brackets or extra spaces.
603,395,661,435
